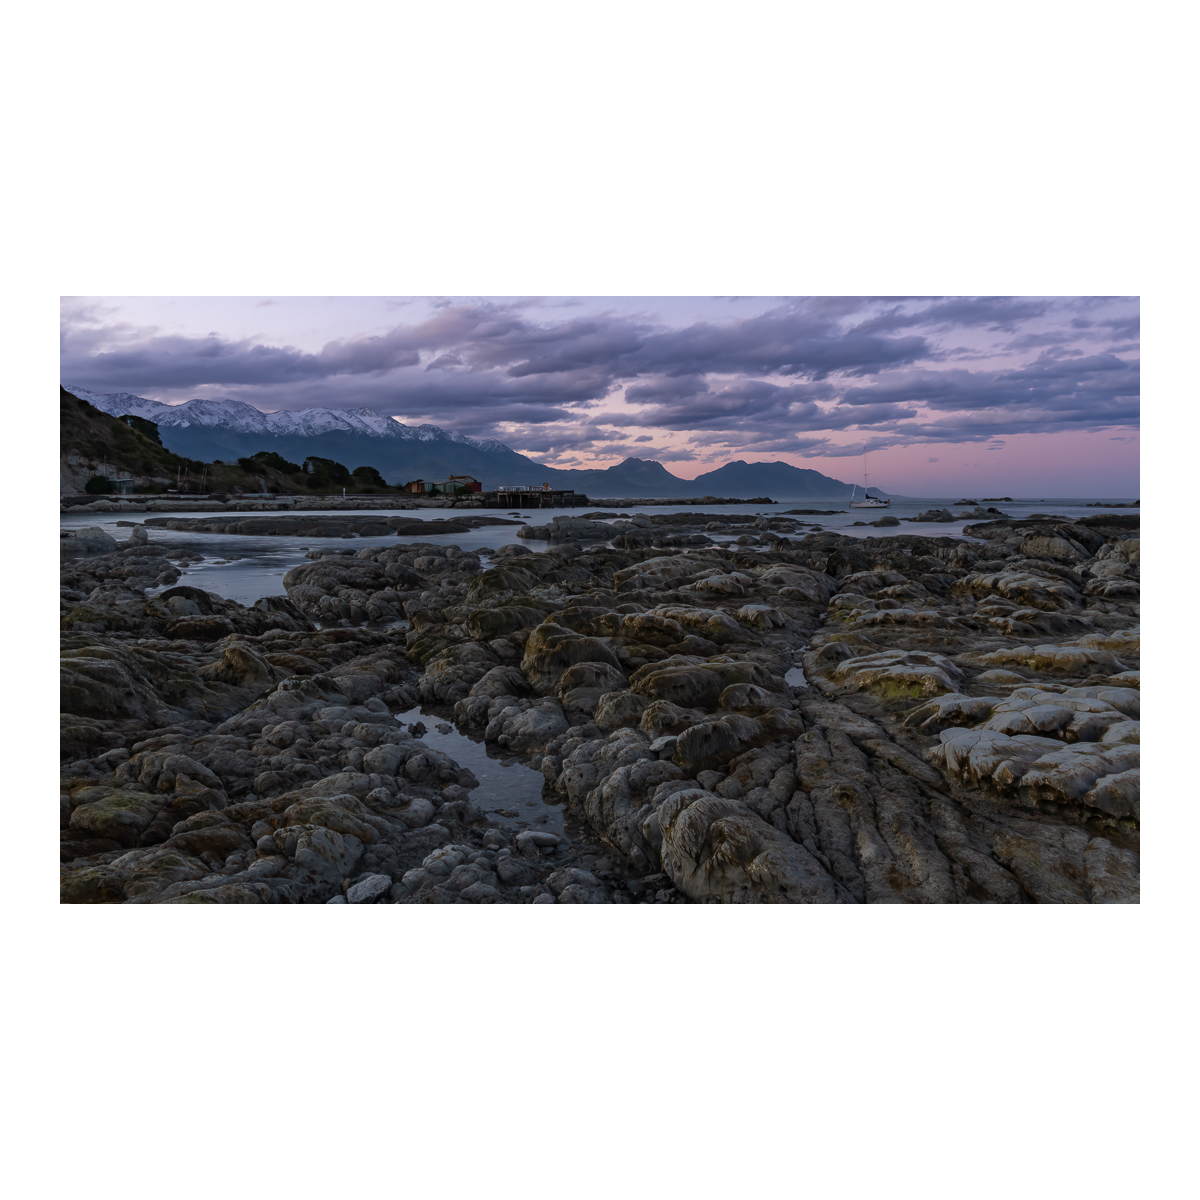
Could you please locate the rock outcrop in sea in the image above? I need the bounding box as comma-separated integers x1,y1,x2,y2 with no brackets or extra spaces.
60,509,1139,903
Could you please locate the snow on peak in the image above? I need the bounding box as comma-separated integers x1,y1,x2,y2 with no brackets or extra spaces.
65,386,183,421
63,385,505,451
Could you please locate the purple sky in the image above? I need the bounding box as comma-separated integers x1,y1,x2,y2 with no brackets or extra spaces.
61,296,1139,495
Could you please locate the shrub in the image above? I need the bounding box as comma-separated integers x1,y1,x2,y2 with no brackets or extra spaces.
84,475,115,495
116,414,162,444
351,465,389,489
304,456,351,488
247,450,302,473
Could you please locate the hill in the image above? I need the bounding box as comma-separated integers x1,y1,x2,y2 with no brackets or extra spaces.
690,460,890,499
60,389,373,495
60,386,216,493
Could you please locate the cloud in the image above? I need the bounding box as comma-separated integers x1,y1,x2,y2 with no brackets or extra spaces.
623,374,709,402
848,297,1053,335
62,298,936,402
621,379,835,432
61,295,1139,464
686,430,837,455
835,353,1139,426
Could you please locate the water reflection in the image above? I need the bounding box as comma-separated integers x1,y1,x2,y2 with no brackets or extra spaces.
393,705,563,836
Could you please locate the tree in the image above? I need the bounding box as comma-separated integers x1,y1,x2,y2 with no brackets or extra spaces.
118,414,162,444
84,475,115,494
246,450,302,473
351,465,389,489
303,456,351,488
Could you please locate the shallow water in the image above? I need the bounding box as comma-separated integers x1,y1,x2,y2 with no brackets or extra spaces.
391,706,626,861
393,704,565,837
60,496,1137,605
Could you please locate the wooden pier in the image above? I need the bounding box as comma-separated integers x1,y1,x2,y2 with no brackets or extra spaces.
481,489,588,509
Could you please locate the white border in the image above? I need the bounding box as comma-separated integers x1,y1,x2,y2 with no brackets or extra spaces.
7,2,1182,1196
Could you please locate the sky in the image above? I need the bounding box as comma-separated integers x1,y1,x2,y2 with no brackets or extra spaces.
60,296,1140,495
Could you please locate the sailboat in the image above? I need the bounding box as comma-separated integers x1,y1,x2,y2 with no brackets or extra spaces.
848,451,890,509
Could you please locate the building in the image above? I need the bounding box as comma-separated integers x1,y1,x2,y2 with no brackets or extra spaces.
404,476,482,495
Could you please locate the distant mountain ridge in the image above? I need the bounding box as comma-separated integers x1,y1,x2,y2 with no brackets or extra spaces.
64,387,511,450
687,459,892,499
61,387,880,499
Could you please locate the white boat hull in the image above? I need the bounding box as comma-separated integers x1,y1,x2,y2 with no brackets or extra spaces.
849,499,890,509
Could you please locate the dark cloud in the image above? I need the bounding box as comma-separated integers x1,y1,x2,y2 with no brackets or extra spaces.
625,321,932,380
495,420,700,463
848,297,1053,335
62,298,936,399
621,380,832,432
1000,332,1080,352
837,353,1139,423
687,431,836,455
1098,315,1140,340
623,374,709,402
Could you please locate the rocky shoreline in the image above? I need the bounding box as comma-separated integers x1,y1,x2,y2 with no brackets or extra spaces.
62,494,511,514
61,493,780,515
140,513,526,539
60,507,1139,903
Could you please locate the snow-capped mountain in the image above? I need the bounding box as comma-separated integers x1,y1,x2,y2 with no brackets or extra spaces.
62,386,568,488
64,387,510,450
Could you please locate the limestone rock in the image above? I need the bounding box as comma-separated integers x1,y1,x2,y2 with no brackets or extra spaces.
484,698,568,752
521,622,624,695
347,873,392,903
657,789,841,903
594,690,650,732
827,650,964,699
69,791,162,847
958,643,1129,676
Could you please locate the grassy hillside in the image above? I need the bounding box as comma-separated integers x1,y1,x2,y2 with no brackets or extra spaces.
59,389,401,495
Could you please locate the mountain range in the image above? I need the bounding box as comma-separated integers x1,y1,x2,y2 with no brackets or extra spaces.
62,387,886,499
